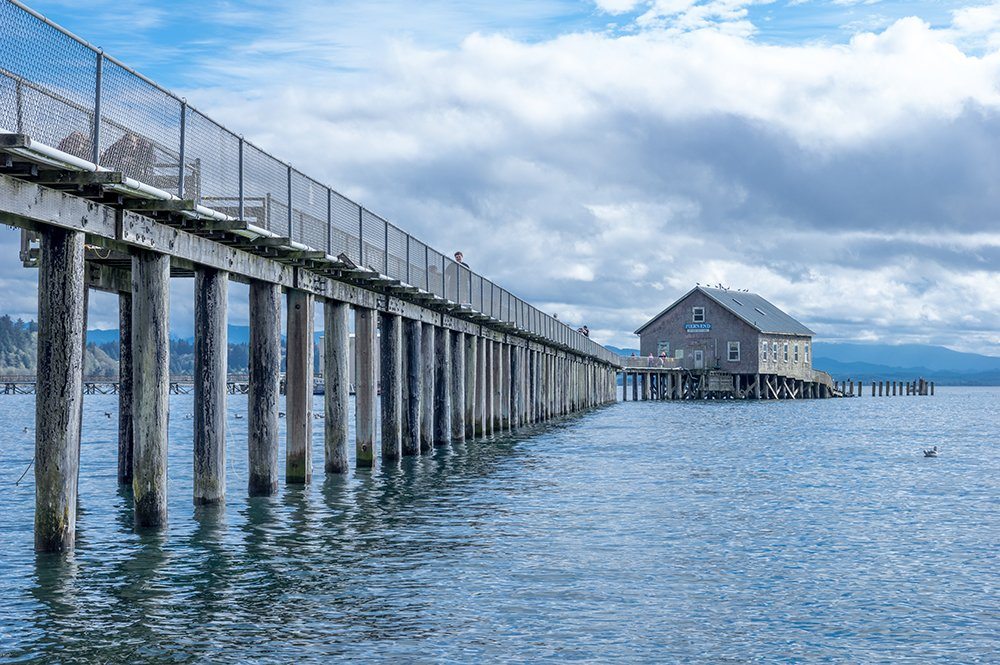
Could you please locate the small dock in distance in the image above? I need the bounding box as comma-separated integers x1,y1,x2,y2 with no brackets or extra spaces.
616,358,934,401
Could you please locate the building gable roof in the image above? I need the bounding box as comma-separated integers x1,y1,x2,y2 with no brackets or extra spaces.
634,286,816,337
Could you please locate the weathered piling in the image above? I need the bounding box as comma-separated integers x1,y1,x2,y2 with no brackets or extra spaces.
511,346,522,428
492,341,502,433
475,337,486,436
501,343,512,430
380,313,402,460
324,300,350,474
451,331,466,441
117,293,134,486
420,322,435,452
248,280,281,494
433,326,451,446
355,307,377,467
464,333,477,439
34,227,85,552
403,318,422,456
193,267,228,504
132,250,170,528
485,340,494,435
285,290,314,484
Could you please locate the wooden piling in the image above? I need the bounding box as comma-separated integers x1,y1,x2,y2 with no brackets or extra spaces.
451,331,466,441
485,339,494,435
476,336,486,436
34,226,85,552
380,312,402,460
285,289,314,484
403,318,421,456
193,267,228,504
511,345,522,428
324,300,350,473
117,292,134,486
492,340,502,433
464,333,477,439
132,249,170,529
433,326,451,446
502,343,512,429
248,280,281,494
930,381,935,396
420,322,435,452
355,307,377,467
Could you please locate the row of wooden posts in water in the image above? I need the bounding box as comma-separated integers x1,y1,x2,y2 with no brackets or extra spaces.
835,378,934,397
31,227,618,553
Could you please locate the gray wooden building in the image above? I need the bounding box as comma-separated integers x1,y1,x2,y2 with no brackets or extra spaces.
634,286,815,380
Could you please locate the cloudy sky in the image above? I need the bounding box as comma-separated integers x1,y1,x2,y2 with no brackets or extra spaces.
2,0,999,354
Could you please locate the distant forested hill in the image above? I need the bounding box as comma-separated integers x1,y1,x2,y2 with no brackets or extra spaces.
0,316,305,375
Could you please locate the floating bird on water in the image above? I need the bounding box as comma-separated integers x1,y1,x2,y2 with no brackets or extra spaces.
234,413,244,420
23,426,29,433
104,411,112,418
278,412,286,418
923,446,939,458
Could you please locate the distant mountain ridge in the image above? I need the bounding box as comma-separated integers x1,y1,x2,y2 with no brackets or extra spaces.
604,341,1000,386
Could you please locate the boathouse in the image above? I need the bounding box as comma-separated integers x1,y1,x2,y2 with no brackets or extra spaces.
635,286,815,379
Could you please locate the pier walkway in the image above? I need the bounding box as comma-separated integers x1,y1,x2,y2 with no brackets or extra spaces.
0,0,617,552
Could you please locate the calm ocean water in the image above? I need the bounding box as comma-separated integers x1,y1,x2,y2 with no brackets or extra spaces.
0,387,997,662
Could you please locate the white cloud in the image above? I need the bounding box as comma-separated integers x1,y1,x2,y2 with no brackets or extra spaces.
7,1,1000,355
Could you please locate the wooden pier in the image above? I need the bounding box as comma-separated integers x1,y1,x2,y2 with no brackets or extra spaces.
617,367,935,401
0,1,618,552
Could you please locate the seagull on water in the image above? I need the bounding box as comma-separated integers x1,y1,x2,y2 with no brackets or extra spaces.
923,446,938,458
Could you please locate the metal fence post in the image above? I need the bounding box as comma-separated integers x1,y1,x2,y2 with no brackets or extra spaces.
358,207,364,265
424,245,430,291
238,137,244,221
327,188,332,256
92,51,103,164
441,254,446,297
177,100,186,198
405,233,411,284
287,165,293,238
15,79,23,133
383,221,388,275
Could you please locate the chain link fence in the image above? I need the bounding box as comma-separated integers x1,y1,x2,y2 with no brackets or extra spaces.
0,0,617,364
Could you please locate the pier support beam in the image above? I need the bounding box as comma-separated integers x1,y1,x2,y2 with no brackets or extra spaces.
420,322,435,452
117,293,134,486
451,331,466,442
380,313,402,461
511,346,522,428
403,318,422,456
475,337,486,436
501,343,511,430
484,339,494,436
193,267,228,504
34,227,85,552
285,290,314,484
248,280,281,495
492,341,502,433
355,307,377,467
132,250,170,529
434,327,451,446
324,300,350,474
464,333,477,439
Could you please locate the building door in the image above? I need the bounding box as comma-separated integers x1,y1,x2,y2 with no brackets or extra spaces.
693,350,704,369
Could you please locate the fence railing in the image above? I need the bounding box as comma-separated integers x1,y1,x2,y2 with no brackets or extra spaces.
619,357,680,369
0,0,617,365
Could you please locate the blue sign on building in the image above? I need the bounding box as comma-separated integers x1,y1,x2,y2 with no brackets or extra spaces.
684,323,712,332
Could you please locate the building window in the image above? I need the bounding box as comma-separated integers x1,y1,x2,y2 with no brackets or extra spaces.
728,341,740,362
657,341,670,356
772,342,778,360
675,349,684,359
794,344,799,363
692,307,705,323
804,343,810,363
783,342,789,362
761,340,768,362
